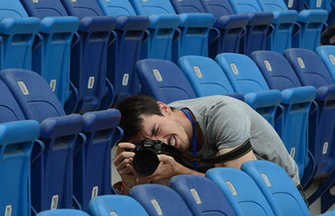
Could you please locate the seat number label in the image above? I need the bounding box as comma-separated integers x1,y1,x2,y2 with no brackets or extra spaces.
109,211,118,216
231,63,239,75
88,76,95,89
5,205,12,216
329,54,335,65
50,80,56,92
261,173,272,187
17,81,29,95
317,0,322,8
91,186,99,199
153,69,163,82
122,74,129,86
190,188,202,204
51,195,59,210
151,199,163,215
264,60,272,72
33,0,39,3
288,0,294,8
297,57,305,69
226,181,237,196
193,66,203,78
323,142,328,154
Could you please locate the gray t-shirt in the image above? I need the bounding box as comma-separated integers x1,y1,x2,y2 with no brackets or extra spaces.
169,95,300,185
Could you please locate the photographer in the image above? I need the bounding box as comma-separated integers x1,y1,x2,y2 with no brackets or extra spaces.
113,95,300,194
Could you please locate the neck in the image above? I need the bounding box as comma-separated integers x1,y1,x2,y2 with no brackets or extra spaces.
174,109,193,142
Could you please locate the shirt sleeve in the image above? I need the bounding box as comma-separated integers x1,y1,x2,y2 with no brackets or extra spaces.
206,102,251,150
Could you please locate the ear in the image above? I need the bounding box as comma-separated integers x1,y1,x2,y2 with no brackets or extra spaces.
157,101,172,116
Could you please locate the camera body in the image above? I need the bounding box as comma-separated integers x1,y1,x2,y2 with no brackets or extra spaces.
132,139,179,176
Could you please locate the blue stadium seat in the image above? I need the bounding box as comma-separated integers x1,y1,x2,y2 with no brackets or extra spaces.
60,0,116,113
0,120,39,216
0,1,40,69
88,195,149,216
241,160,310,216
227,0,274,55
250,50,317,182
305,0,332,10
97,0,150,105
215,53,282,126
0,69,85,213
316,45,335,82
284,48,335,179
19,0,80,107
206,167,275,216
129,184,193,216
170,174,236,216
292,9,328,50
257,0,299,53
171,0,249,58
37,209,90,216
284,0,305,10
178,55,235,96
136,59,197,103
130,0,214,61
73,109,122,210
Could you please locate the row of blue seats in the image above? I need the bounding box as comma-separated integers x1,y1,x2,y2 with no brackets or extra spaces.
0,0,329,114
0,69,122,215
133,46,335,212
36,161,335,216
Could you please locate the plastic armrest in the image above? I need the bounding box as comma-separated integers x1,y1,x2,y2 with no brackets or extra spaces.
247,12,274,26
39,16,79,34
78,16,116,32
281,86,316,104
116,16,150,31
244,89,282,108
178,13,215,28
298,9,328,23
148,15,180,29
215,14,249,29
39,114,84,139
82,109,121,133
0,120,40,145
0,17,40,34
272,10,298,24
316,85,335,102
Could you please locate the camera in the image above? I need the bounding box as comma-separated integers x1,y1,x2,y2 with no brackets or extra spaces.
131,139,182,176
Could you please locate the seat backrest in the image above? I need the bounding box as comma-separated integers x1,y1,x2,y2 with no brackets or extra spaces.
130,0,177,15
258,0,289,11
206,168,275,216
0,0,28,18
0,69,65,122
20,0,69,17
136,59,197,103
284,48,334,88
170,175,236,216
250,50,302,90
97,0,137,16
200,0,235,18
228,0,263,13
129,184,193,216
170,0,208,13
37,209,90,216
316,45,335,83
0,79,27,123
0,120,39,216
178,56,235,97
241,160,311,216
216,53,270,94
89,195,149,216
61,0,105,17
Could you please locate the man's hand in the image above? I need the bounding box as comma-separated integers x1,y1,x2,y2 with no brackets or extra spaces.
148,154,204,182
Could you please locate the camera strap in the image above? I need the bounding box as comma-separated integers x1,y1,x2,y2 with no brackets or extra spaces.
181,108,198,170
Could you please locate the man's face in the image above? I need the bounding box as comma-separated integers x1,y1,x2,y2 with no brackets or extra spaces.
135,113,191,152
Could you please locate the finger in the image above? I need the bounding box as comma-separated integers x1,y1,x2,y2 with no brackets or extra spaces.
116,142,136,154
113,151,135,166
157,154,174,163
116,158,132,170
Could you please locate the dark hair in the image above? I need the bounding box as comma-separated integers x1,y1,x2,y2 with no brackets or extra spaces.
116,95,163,141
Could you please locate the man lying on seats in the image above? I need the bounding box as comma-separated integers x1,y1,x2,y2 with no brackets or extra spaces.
113,95,301,194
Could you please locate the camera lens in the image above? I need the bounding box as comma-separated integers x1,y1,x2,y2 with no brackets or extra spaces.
133,148,160,176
